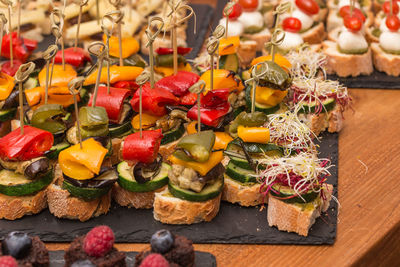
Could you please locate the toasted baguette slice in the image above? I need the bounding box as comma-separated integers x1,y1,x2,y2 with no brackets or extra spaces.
267,184,333,236
371,43,400,76
237,40,258,69
365,27,379,43
112,184,166,209
323,41,373,77
243,28,271,51
298,104,344,136
0,121,11,137
111,138,123,165
0,190,47,220
222,175,265,207
301,22,326,44
153,187,221,224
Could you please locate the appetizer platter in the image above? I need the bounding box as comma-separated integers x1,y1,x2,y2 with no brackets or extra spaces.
213,0,400,89
0,0,347,245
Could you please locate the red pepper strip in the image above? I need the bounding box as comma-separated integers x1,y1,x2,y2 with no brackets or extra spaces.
130,83,179,116
122,129,163,164
0,125,53,161
155,71,200,97
187,89,231,127
155,47,192,55
180,92,197,106
88,86,131,123
1,59,23,77
54,47,92,68
1,33,37,62
112,81,139,91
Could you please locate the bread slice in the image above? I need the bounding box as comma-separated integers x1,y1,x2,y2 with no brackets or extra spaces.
301,22,326,45
222,175,265,207
298,104,344,136
46,165,111,222
322,41,373,77
0,121,11,137
243,28,271,51
371,43,400,76
365,27,379,43
153,187,221,224
112,183,166,209
110,138,123,165
267,184,333,236
237,40,258,69
0,190,47,220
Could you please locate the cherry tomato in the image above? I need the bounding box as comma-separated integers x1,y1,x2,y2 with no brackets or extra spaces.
223,3,243,20
282,17,302,33
382,1,399,15
295,0,320,15
386,14,400,31
339,6,366,22
343,15,363,32
239,0,259,11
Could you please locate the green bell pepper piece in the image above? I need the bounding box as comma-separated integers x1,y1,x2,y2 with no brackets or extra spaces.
31,104,67,134
174,130,215,163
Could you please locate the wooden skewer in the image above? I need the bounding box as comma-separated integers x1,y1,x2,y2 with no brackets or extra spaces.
109,0,124,66
14,62,35,135
223,1,235,39
17,0,21,39
42,45,58,105
245,62,269,114
188,80,206,133
212,25,225,71
270,2,290,62
68,77,85,149
74,0,89,50
51,9,66,70
206,37,219,92
88,41,107,107
145,16,164,88
135,71,151,138
0,13,7,59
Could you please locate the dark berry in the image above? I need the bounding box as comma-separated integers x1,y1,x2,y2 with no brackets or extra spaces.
2,232,32,259
83,226,115,257
139,253,169,267
150,230,174,254
71,259,96,267
0,256,18,267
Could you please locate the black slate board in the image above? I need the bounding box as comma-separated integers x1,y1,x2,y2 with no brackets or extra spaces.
0,132,338,245
49,250,216,267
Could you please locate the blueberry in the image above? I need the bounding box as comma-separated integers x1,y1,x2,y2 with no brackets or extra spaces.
2,231,32,259
71,260,96,267
150,230,174,254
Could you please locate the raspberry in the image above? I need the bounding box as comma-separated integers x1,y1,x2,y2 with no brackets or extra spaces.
139,254,169,267
83,226,115,257
0,256,18,267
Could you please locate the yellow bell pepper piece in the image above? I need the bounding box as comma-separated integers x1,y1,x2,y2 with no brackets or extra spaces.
214,132,233,150
219,36,240,56
186,121,197,135
131,113,162,130
169,151,223,176
200,69,244,92
39,64,77,87
25,86,80,109
251,54,292,72
103,35,140,58
84,65,144,85
263,90,288,106
237,126,270,144
0,73,14,100
253,86,288,106
59,138,108,180
154,64,192,77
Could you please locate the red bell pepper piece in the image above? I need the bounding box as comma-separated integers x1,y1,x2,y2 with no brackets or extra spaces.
112,81,139,91
155,71,200,97
122,129,163,164
1,59,23,77
0,125,54,161
1,33,37,62
155,47,192,55
88,86,131,123
180,92,198,106
130,83,179,116
187,89,231,127
54,47,91,68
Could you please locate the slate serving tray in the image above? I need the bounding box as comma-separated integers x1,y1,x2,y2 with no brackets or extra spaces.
0,132,338,244
214,0,400,89
49,250,217,267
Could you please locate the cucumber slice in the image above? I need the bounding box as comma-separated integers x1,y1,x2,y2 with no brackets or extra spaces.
109,121,132,138
0,169,53,196
62,181,111,201
168,175,224,202
219,54,239,73
161,123,185,145
227,139,283,155
270,184,319,204
297,98,336,114
225,161,257,183
45,142,70,159
228,156,253,170
245,85,280,114
0,108,16,122
117,161,170,192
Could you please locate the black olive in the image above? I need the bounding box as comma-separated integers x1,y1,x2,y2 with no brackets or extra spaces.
2,231,32,259
71,260,96,267
24,158,49,179
133,155,163,184
3,89,19,109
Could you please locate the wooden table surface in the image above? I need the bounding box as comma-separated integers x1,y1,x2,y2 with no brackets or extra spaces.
47,1,400,266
